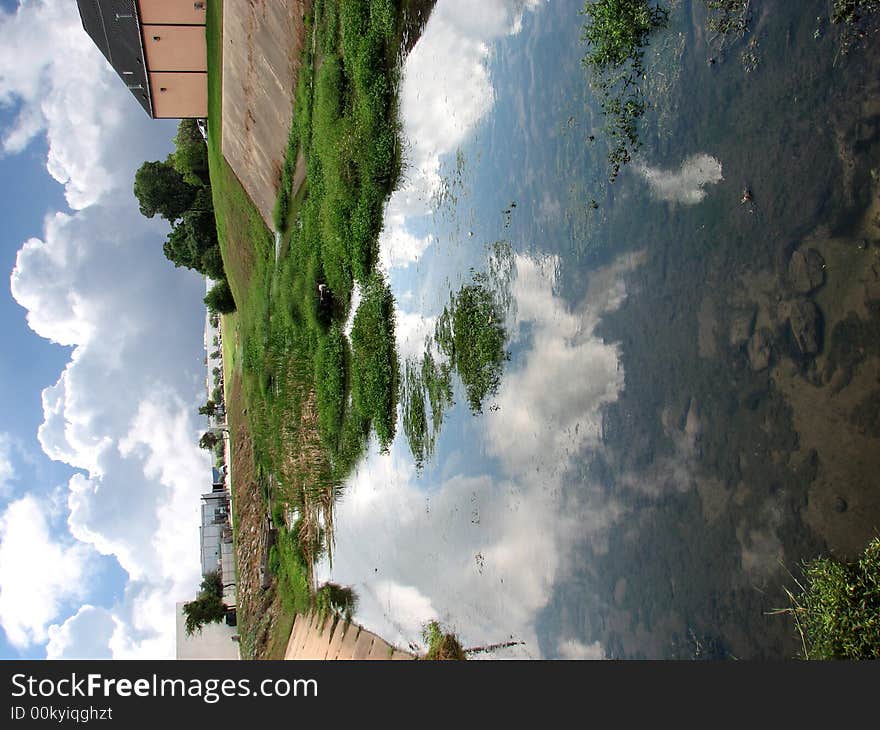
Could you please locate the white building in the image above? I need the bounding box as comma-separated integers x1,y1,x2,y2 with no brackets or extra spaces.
175,603,240,660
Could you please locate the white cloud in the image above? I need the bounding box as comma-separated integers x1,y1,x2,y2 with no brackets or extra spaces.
0,0,129,208
0,434,15,495
637,153,724,205
46,605,115,659
0,496,93,648
1,0,211,657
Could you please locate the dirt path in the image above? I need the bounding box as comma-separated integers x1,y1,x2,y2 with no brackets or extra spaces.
285,612,415,660
221,0,309,228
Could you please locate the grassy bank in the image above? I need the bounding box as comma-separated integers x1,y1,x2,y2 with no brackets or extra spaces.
206,0,415,657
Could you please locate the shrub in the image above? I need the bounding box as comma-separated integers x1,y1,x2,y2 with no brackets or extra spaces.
205,280,237,314
781,536,880,659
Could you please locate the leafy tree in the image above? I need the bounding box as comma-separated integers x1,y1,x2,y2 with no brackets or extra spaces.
133,160,198,221
182,569,227,636
205,280,236,314
199,431,221,450
170,119,209,186
199,400,218,417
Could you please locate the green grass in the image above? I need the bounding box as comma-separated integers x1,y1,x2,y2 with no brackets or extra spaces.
777,536,880,659
207,0,412,652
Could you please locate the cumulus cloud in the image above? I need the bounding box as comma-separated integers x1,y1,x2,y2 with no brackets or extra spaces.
1,0,210,657
0,496,94,648
0,0,129,208
637,153,724,205
46,605,115,660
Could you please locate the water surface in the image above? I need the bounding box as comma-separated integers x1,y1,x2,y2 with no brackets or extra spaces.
317,0,880,659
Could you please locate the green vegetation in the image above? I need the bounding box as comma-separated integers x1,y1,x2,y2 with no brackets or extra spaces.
703,0,751,36
401,247,511,467
182,570,228,636
313,582,358,623
171,118,210,186
777,537,880,659
133,158,198,221
350,275,398,450
204,0,422,655
832,0,880,24
421,620,467,660
204,279,237,314
435,278,507,414
580,0,669,181
199,431,221,450
134,120,233,309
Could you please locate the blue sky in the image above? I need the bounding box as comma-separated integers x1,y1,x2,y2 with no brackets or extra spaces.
0,0,211,659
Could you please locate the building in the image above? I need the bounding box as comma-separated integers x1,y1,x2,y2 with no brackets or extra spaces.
199,486,231,575
175,602,240,659
76,1,208,119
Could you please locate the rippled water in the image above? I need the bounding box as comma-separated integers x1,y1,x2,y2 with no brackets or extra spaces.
316,0,880,658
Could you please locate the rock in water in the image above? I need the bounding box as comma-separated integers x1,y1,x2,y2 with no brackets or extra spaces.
747,329,772,371
729,308,756,348
786,298,822,355
788,248,825,293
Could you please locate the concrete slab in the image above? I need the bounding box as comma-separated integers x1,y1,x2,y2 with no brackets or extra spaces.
324,620,349,661
221,0,309,228
352,630,377,660
367,638,395,660
336,624,361,660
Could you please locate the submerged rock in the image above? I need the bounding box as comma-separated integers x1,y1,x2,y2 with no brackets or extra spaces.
788,248,825,293
729,308,756,348
747,329,772,371
785,297,822,356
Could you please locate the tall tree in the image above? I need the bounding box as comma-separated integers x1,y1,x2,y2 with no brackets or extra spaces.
171,119,209,186
204,280,236,314
133,160,198,222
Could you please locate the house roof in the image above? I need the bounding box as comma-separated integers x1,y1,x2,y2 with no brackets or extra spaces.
76,0,153,116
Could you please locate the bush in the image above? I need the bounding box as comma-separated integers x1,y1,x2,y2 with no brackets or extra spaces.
422,621,466,660
205,280,236,314
782,536,880,659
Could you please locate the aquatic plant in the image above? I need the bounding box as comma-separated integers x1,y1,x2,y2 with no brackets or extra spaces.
832,0,880,25
580,0,669,181
703,0,751,37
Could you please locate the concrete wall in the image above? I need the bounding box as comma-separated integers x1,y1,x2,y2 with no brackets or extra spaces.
149,72,207,118
138,0,208,25
143,25,207,71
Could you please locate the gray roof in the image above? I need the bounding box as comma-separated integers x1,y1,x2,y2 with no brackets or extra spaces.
76,0,152,116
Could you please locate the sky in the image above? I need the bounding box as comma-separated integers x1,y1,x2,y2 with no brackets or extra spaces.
0,0,211,659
